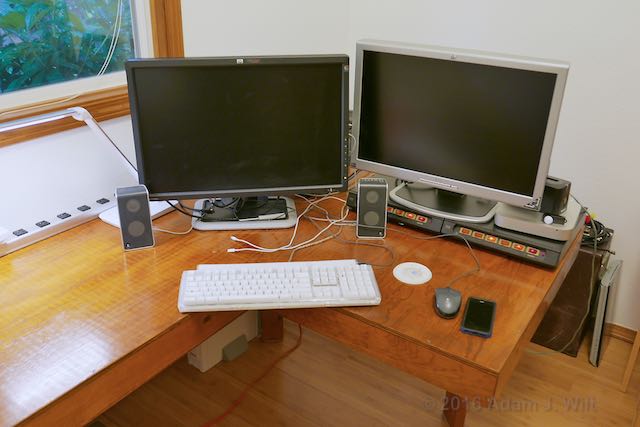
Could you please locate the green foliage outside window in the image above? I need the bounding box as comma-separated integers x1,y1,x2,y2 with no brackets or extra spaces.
0,0,135,94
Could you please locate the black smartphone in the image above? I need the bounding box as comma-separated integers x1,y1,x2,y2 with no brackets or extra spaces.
460,297,496,338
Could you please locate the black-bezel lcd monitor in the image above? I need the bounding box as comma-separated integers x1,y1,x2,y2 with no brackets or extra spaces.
126,55,349,200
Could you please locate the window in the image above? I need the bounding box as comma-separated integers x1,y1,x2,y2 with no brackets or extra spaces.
0,0,183,149
0,0,135,94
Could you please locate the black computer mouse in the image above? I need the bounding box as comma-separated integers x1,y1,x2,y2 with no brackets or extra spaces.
434,287,462,319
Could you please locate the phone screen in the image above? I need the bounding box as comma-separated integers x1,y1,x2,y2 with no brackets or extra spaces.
461,298,496,337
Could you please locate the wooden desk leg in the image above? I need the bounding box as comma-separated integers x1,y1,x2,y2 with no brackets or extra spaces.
260,311,284,342
443,391,467,427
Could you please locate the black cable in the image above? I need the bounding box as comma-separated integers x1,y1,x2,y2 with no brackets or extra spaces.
166,200,203,219
347,169,361,183
240,197,271,212
213,198,241,209
395,178,414,187
179,201,204,213
582,218,612,248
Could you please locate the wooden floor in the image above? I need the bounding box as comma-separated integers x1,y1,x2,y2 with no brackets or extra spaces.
97,321,640,427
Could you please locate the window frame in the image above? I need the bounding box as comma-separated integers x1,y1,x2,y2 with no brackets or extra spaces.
0,0,184,149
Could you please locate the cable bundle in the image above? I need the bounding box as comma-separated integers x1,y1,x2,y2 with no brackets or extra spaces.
582,216,613,249
227,194,351,254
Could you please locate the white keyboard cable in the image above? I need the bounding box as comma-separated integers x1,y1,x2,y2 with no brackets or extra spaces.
296,194,356,225
153,224,193,235
290,205,396,267
227,194,350,253
281,197,357,260
228,207,349,253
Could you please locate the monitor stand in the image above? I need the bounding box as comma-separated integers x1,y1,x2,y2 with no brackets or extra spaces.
389,182,497,223
192,197,297,230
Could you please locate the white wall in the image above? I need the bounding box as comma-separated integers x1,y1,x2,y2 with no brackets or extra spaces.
182,0,349,57
182,1,640,329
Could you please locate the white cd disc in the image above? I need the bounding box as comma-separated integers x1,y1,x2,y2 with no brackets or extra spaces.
393,262,433,285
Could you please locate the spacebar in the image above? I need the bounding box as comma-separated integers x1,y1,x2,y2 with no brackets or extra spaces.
218,295,277,304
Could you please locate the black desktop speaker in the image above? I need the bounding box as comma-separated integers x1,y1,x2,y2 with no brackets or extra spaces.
116,185,155,251
356,178,388,239
541,176,571,215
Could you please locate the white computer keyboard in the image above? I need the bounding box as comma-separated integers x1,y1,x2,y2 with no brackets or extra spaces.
178,259,381,312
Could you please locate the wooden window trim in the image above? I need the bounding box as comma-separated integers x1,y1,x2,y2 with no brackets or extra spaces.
0,0,183,149
150,0,185,58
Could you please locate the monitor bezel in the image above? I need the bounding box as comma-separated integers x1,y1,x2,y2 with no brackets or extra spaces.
353,39,569,211
125,55,350,200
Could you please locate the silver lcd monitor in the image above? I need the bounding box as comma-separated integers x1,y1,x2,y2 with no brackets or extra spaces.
353,40,569,223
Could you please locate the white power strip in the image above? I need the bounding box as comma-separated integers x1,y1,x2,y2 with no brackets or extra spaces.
0,115,139,258
0,226,10,244
0,198,118,258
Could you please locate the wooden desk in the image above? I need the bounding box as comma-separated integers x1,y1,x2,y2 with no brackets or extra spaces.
0,213,245,426
0,198,580,426
258,204,580,425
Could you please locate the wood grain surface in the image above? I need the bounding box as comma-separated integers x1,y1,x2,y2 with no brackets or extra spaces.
624,333,640,392
267,308,499,400
0,195,580,426
0,210,241,426
98,321,640,427
259,224,579,404
273,205,580,382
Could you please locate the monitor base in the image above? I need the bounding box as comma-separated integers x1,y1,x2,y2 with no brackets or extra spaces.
390,183,497,224
192,197,297,230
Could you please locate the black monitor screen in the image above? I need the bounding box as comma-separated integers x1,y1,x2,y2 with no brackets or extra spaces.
127,58,346,198
358,51,557,196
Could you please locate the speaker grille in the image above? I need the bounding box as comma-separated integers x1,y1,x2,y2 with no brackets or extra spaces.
116,185,155,250
357,178,388,239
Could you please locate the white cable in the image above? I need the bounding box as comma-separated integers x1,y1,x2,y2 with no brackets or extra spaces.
153,224,193,235
98,0,123,75
97,0,124,76
227,195,350,253
348,132,357,164
280,194,344,248
297,194,355,222
229,208,349,253
297,194,346,205
298,194,355,224
286,235,335,258
305,216,356,224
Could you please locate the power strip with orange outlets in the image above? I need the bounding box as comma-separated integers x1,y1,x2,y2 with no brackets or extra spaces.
347,186,583,268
